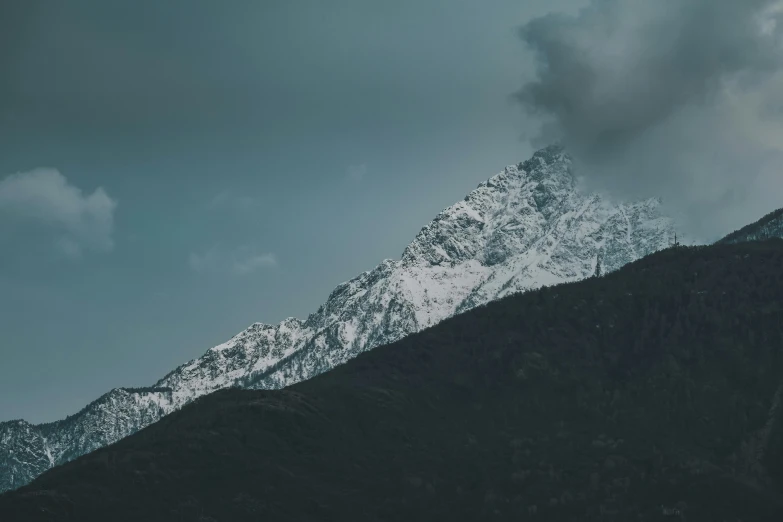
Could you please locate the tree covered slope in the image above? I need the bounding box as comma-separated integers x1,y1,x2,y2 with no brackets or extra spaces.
1,240,783,521
719,207,783,244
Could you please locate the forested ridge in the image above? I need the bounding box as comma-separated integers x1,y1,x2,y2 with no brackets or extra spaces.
2,240,783,521
720,208,783,244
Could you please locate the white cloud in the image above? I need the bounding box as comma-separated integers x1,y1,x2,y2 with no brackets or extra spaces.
347,164,367,182
189,244,276,276
0,168,117,254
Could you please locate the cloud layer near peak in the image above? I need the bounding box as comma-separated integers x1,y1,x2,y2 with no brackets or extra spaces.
0,169,117,256
515,0,783,240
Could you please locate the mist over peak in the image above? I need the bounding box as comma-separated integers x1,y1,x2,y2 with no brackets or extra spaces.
515,0,783,241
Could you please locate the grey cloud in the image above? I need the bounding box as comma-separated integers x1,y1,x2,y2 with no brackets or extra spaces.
515,0,783,239
189,244,276,276
0,168,117,255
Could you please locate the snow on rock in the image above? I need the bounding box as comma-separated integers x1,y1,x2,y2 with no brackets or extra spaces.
0,145,678,492
0,387,172,492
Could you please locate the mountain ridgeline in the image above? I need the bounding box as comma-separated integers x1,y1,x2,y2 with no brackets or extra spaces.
719,208,783,245
0,145,678,492
1,240,783,521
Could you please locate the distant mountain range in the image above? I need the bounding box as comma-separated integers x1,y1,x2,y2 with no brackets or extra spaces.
2,238,782,521
1,145,776,493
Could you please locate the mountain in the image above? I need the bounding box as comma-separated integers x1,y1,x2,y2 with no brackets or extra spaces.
0,145,677,493
2,240,782,522
719,207,783,245
0,388,171,494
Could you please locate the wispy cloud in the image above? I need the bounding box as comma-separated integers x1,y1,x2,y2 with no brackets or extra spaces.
189,244,277,276
207,189,256,212
0,168,117,257
232,252,278,275
346,164,367,182
56,237,84,260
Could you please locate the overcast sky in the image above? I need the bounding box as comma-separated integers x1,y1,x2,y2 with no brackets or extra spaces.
3,0,783,424
0,0,589,423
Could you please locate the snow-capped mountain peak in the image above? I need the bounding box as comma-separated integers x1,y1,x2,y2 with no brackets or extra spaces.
1,146,677,492
401,145,572,268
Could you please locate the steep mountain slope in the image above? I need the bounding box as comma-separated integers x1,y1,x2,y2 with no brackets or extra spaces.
2,241,782,522
0,146,677,492
719,207,783,244
0,388,172,493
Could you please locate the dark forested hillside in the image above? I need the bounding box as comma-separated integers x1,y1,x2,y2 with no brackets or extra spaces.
2,241,783,522
719,207,783,244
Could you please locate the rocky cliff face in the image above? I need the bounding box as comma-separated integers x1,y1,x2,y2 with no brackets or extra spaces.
0,145,677,492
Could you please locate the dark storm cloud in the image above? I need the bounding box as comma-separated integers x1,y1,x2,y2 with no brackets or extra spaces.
0,0,527,136
515,0,783,239
0,0,265,133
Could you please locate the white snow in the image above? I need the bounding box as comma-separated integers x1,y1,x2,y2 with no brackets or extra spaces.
1,146,680,493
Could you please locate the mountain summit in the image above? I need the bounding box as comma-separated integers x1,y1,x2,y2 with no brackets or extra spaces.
0,146,676,492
